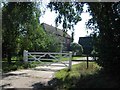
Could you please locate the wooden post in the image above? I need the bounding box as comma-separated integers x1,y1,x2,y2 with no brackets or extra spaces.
94,56,96,61
23,50,28,62
87,54,89,69
69,52,72,70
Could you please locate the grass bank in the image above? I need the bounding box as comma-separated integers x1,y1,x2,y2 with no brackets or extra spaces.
53,62,119,89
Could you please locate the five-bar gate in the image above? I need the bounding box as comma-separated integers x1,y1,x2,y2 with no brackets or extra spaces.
23,50,72,70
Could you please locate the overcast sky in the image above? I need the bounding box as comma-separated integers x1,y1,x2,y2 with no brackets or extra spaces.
40,2,93,43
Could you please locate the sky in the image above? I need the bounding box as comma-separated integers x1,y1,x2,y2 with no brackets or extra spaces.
40,2,93,43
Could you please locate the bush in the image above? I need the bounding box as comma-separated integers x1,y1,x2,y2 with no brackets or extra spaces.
2,61,40,73
70,43,83,56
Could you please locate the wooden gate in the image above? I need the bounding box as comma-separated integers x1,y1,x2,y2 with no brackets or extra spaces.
23,50,72,70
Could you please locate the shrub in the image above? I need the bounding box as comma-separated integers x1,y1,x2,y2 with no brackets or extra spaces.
70,43,83,56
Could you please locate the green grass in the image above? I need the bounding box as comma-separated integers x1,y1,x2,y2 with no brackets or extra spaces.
54,62,100,89
2,56,81,73
60,56,82,61
53,62,119,89
72,56,82,60
2,56,69,73
55,62,100,79
2,56,86,73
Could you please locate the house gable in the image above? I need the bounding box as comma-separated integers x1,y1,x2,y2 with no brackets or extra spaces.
41,23,71,39
41,23,72,51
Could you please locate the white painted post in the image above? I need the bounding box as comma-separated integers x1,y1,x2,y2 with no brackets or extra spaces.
23,50,28,62
69,52,72,70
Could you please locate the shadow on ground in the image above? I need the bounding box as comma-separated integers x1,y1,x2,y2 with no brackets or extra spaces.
72,70,120,88
31,69,120,90
3,69,120,90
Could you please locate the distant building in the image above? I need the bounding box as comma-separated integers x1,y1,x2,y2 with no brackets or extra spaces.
78,37,93,55
41,23,72,51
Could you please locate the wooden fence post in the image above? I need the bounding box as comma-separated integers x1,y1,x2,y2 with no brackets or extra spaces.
87,54,89,69
69,52,72,70
23,50,28,62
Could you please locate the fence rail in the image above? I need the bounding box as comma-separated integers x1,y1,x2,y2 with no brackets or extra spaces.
23,50,72,70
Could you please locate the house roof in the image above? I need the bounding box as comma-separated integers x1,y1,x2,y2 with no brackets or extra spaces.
41,23,71,39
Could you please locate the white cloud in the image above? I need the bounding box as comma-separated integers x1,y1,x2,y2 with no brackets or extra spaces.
40,9,57,26
73,12,92,43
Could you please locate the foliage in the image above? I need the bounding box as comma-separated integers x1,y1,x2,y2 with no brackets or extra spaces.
70,43,83,56
86,2,120,75
53,62,119,89
18,25,45,52
2,2,41,63
44,34,61,52
2,2,61,64
54,62,103,89
47,2,120,76
19,25,60,52
2,60,42,73
47,2,84,41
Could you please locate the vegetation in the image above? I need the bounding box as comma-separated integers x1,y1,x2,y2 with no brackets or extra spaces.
2,2,40,63
47,2,84,42
2,2,60,64
2,1,120,88
72,57,81,60
53,62,119,89
48,2,120,78
70,43,83,56
87,2,120,76
2,61,41,73
2,56,80,73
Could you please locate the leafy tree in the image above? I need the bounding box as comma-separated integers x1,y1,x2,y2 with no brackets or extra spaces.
2,2,61,64
86,2,120,75
18,25,46,52
45,34,61,52
47,2,84,42
48,2,120,76
24,23,61,52
2,2,41,63
70,43,83,56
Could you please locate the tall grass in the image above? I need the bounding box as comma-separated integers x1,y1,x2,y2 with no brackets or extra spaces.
55,62,101,89
53,62,119,89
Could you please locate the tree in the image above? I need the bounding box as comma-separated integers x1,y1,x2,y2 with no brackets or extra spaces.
18,25,47,52
86,2,120,75
23,23,61,52
48,2,120,76
47,2,84,42
70,43,83,56
45,34,61,52
2,2,61,64
2,2,41,63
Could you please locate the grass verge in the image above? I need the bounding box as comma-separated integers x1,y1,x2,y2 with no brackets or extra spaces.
53,62,119,89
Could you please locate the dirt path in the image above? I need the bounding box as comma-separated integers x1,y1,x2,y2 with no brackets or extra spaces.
1,61,81,89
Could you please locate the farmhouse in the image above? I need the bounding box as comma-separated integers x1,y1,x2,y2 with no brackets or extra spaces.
41,23,72,51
